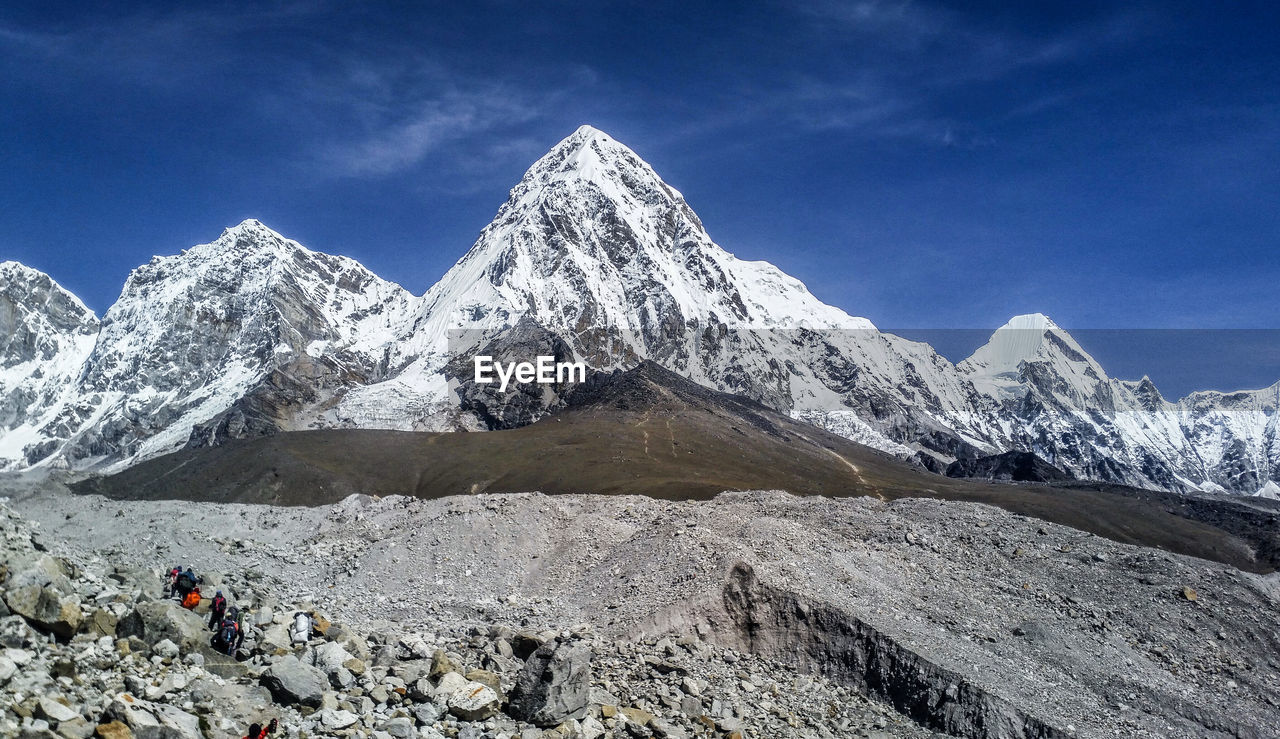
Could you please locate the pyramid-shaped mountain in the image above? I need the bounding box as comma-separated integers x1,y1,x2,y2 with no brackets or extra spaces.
0,127,1275,494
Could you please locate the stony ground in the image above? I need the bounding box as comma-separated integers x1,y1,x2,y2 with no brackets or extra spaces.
3,477,1279,738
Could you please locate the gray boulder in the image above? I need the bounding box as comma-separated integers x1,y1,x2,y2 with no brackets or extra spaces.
378,717,415,739
106,693,201,739
36,696,81,723
4,584,83,638
187,677,272,731
118,601,207,653
0,615,38,648
7,555,75,594
258,623,291,653
507,640,593,727
260,656,327,707
85,607,118,638
447,681,501,721
411,701,443,726
195,644,251,680
309,641,356,689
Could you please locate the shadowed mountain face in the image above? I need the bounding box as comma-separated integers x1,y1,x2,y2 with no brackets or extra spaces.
74,362,1280,573
946,451,1074,483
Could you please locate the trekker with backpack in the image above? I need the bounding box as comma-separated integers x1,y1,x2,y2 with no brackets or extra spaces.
290,611,313,646
208,590,228,631
174,567,202,600
164,565,181,596
212,612,244,657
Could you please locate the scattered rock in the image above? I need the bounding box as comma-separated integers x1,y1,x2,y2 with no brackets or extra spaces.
105,694,201,739
152,638,180,660
37,696,81,723
93,721,132,739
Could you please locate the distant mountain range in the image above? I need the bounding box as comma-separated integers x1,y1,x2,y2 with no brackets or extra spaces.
2,126,1276,495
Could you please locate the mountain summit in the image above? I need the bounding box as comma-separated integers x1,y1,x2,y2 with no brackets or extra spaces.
0,128,1276,493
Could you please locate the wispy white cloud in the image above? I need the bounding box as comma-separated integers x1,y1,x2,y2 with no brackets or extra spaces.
0,5,598,181
323,87,543,177
687,2,1156,147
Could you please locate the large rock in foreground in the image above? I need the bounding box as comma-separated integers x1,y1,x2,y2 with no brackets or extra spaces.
105,693,202,739
507,640,593,727
446,681,502,721
118,601,207,652
260,656,328,707
3,584,83,638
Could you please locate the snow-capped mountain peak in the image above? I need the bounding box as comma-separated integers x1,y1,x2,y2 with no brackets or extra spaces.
2,222,417,471
0,261,98,366
0,127,1276,496
962,313,1071,374
0,262,99,468
959,313,1110,406
422,126,870,338
0,260,96,325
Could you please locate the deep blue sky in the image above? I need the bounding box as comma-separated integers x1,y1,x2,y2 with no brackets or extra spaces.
2,2,1278,396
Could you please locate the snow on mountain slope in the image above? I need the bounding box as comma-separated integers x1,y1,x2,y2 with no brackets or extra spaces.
15,221,416,470
0,126,1275,495
959,315,1279,492
0,262,99,469
1175,381,1280,493
337,126,1002,455
960,313,1111,406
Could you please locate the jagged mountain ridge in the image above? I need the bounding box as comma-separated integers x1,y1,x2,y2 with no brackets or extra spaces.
336,126,1004,456
1,126,1276,494
960,313,1280,493
0,261,100,465
1,224,417,470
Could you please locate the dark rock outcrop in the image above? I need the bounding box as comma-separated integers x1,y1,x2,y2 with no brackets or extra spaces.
507,640,593,727
945,451,1073,483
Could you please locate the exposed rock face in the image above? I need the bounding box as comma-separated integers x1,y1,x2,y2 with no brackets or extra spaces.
721,563,1065,739
443,315,580,430
0,261,99,467
945,451,1073,483
0,130,1276,495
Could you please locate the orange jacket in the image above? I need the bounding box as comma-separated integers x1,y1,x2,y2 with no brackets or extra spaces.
182,591,201,610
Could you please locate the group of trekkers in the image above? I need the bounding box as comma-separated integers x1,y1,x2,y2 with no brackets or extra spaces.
163,564,244,656
164,566,292,739
163,564,319,661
